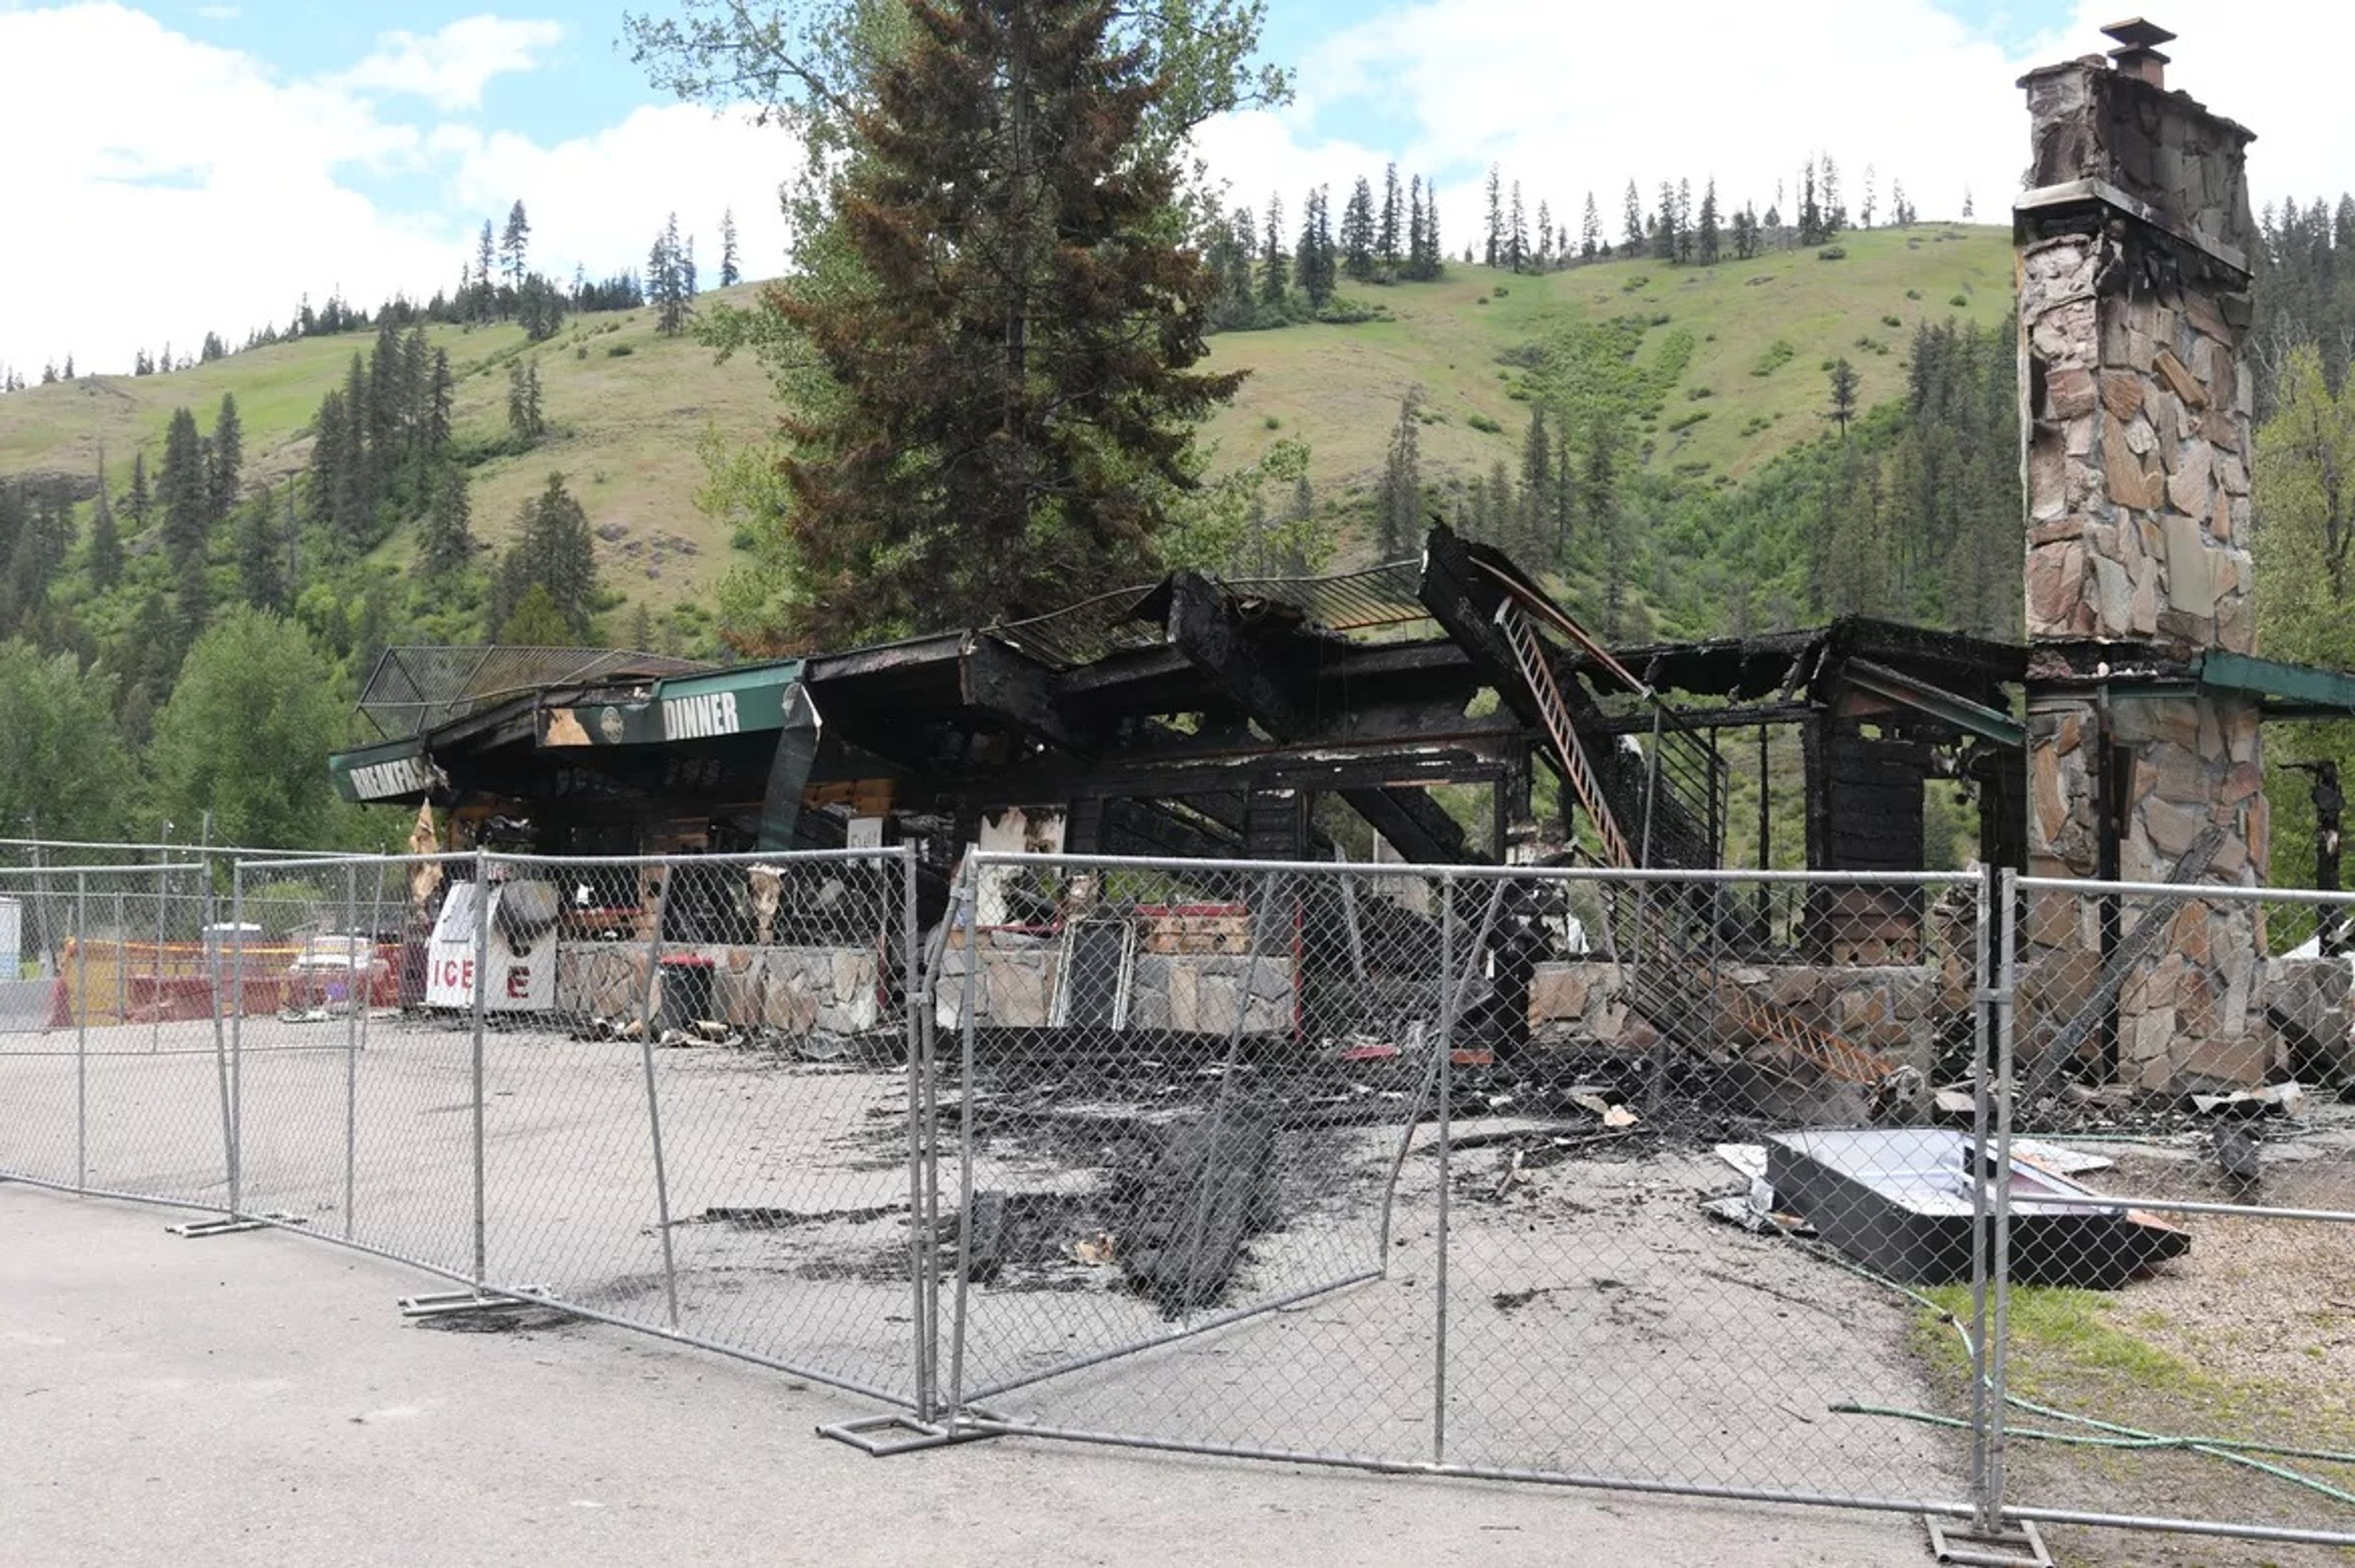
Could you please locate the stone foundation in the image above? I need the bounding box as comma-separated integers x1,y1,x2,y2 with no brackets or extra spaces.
556,941,883,1036
934,932,1295,1035
1529,960,1940,1078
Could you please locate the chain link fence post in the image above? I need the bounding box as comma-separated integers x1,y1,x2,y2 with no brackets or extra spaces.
946,853,982,1426
632,855,681,1328
897,845,933,1423
1967,863,1997,1535
470,846,489,1287
1433,870,1455,1465
342,860,360,1241
212,863,239,1218
1986,864,2021,1529
74,869,88,1193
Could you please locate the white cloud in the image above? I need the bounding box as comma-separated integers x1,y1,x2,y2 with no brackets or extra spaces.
448,104,795,291
0,5,802,378
335,15,565,115
1194,1,2340,258
195,4,240,20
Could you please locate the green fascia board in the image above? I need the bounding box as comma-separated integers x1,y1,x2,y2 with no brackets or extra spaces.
2196,650,2355,718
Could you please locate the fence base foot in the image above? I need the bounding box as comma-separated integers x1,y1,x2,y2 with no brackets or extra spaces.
1924,1516,2052,1567
165,1213,307,1239
397,1286,551,1320
817,1413,997,1458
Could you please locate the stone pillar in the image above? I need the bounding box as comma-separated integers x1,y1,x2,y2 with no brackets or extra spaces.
2015,32,2274,1088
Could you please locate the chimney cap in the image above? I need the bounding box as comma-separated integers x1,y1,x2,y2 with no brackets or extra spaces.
2102,17,2177,51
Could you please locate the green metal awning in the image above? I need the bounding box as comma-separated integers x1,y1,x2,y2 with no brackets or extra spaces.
534,660,808,747
2196,651,2355,719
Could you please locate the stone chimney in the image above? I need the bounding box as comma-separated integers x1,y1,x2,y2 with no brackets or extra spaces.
2015,21,2272,1087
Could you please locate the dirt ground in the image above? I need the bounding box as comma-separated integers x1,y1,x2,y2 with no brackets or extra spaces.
1974,1117,2355,1567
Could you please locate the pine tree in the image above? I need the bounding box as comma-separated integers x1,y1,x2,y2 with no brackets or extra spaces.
159,406,208,565
1484,164,1503,267
88,459,122,589
1377,163,1403,279
1961,186,1975,221
507,360,546,444
762,0,1246,643
127,451,150,531
1799,159,1824,246
1861,164,1877,228
1535,199,1552,269
488,475,598,640
1295,185,1336,308
500,201,530,288
1828,357,1860,435
207,392,243,528
719,207,741,287
1341,177,1376,282
1260,191,1289,304
649,213,692,335
475,220,497,319
1507,181,1528,272
1622,180,1644,253
1406,176,1426,281
1378,389,1423,557
1580,191,1601,260
1653,181,1679,262
1518,402,1551,550
420,466,473,579
1698,179,1721,266
428,349,454,453
1820,155,1845,233
235,491,283,611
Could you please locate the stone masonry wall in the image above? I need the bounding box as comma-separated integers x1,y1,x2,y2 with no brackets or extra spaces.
1528,960,1939,1079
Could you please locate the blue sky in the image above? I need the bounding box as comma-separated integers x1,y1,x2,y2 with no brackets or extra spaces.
0,1,2342,377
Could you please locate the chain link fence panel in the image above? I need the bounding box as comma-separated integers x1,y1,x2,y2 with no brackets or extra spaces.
0,863,236,1210
935,854,1992,1523
1989,875,2355,1555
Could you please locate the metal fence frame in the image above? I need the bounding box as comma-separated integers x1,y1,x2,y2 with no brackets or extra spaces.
10,844,2355,1552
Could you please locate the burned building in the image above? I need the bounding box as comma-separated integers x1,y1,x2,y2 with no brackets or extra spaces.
324,24,2355,1097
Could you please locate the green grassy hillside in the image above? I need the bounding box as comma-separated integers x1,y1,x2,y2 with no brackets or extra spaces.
0,224,2014,618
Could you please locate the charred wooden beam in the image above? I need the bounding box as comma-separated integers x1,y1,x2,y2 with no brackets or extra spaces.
1164,569,1319,738
958,633,1092,755
1340,784,1477,863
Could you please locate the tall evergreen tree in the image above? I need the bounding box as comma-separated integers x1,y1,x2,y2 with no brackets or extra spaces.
1518,403,1552,552
1484,164,1503,267
1340,176,1376,282
1653,181,1679,262
488,474,599,640
1260,191,1289,304
1698,179,1721,266
1295,185,1336,308
500,200,531,288
207,392,243,528
1622,180,1644,253
1580,191,1601,259
235,489,284,611
475,220,497,319
1828,357,1860,435
420,467,473,580
88,459,122,589
1377,163,1402,279
1378,389,1423,558
719,206,741,287
756,0,1245,644
1507,180,1528,272
158,406,207,565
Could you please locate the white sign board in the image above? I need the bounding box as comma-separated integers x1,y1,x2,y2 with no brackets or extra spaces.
424,883,559,1013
